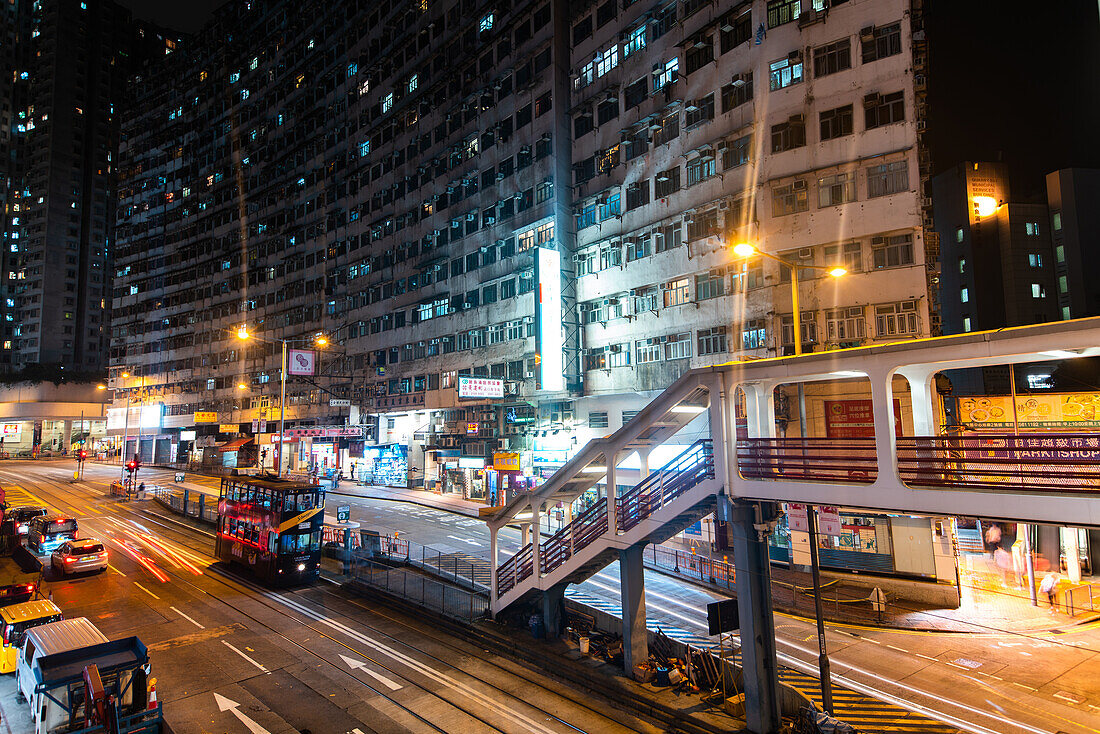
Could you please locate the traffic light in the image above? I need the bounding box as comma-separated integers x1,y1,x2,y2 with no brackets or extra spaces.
132,453,142,470
125,460,137,473
77,450,88,461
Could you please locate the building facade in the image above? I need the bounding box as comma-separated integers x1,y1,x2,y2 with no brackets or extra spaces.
0,0,171,373
110,0,935,489
1046,168,1100,322
933,161,1057,335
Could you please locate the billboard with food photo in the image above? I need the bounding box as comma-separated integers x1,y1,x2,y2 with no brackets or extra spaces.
959,393,1100,430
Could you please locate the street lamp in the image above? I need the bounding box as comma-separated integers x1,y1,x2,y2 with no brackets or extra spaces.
732,243,846,356
235,327,328,478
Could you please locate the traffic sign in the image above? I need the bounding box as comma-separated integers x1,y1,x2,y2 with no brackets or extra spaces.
175,473,185,483
337,505,351,522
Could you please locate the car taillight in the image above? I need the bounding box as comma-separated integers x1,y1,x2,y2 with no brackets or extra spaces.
3,626,9,645
99,552,108,559
64,556,75,563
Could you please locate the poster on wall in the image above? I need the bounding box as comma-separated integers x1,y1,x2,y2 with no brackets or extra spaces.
823,399,902,438
818,506,843,537
786,503,809,532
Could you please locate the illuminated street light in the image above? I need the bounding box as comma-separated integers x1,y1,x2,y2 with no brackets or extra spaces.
733,243,848,356
96,384,106,390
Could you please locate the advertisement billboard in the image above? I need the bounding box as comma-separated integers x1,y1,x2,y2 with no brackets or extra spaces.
287,349,316,376
457,376,504,399
959,393,1100,430
194,411,217,423
535,247,564,392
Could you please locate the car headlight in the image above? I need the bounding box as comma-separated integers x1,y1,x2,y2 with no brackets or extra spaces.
297,563,306,571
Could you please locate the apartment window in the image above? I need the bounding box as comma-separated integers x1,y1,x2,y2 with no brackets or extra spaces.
813,39,851,77
536,222,554,245
573,15,593,44
721,134,752,169
574,111,594,139
655,223,683,252
826,307,866,342
655,167,681,198
695,270,725,300
872,233,914,268
698,326,727,356
1031,283,1045,298
742,320,767,349
653,112,680,146
686,155,716,186
652,2,676,38
818,172,856,207
819,104,853,140
769,55,803,90
824,242,862,272
862,23,902,63
597,145,620,175
781,313,818,347
598,98,619,126
685,94,715,127
536,180,553,203
772,182,809,216
626,182,650,210
720,11,753,53
1028,253,1043,267
590,411,609,428
1025,222,1040,236
576,248,596,275
1056,245,1065,263
626,235,652,261
382,92,393,114
960,287,969,304
767,0,800,27
665,332,692,360
1052,212,1062,231
624,78,648,110
686,209,719,240
624,25,647,57
962,317,972,332
654,57,679,91
721,75,753,112
479,13,494,31
771,117,806,153
600,242,622,269
866,161,908,197
685,36,713,75
864,92,905,128
875,300,919,336
599,193,621,220
483,283,498,304
633,284,659,313
595,45,619,77
585,345,631,370
958,257,967,273
663,278,691,308
1059,275,1068,293
636,338,663,364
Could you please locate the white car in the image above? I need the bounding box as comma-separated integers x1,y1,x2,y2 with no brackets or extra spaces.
50,539,108,575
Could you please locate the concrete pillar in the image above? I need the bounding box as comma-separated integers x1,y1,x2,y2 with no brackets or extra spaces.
729,500,782,734
636,448,651,480
896,366,939,435
489,525,499,613
531,501,541,577
542,582,567,638
619,544,648,677
62,420,73,454
521,522,530,547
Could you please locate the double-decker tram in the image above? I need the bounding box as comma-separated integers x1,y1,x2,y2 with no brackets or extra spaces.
214,476,325,586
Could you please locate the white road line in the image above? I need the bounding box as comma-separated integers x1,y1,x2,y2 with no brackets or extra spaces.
106,564,125,576
170,606,206,629
133,582,160,600
221,640,270,674
917,653,938,661
266,592,561,734
886,644,908,652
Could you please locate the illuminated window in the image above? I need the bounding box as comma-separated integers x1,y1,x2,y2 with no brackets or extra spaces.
407,74,418,94
382,93,393,114
479,13,494,32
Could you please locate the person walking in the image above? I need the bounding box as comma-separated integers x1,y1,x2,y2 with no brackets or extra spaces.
1040,571,1060,612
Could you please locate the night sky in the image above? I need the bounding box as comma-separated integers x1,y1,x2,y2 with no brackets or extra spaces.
926,0,1100,198
118,0,1100,198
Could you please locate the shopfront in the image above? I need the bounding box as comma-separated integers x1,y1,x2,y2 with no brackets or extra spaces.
358,443,409,487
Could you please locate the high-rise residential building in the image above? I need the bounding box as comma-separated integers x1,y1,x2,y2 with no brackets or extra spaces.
110,0,934,487
1046,168,1100,322
0,0,172,373
933,161,1057,335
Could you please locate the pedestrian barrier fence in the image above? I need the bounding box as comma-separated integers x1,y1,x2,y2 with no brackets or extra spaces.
352,556,488,621
1063,583,1097,617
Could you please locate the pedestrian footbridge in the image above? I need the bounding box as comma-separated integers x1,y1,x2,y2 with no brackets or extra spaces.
486,317,1100,733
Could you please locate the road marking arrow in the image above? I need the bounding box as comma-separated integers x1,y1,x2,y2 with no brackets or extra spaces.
339,653,403,690
446,534,482,547
213,693,271,734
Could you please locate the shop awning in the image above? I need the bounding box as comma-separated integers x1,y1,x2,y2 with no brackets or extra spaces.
216,438,253,452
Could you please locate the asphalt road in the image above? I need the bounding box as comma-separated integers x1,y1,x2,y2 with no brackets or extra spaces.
0,461,665,734
307,481,1100,734
45,462,1100,734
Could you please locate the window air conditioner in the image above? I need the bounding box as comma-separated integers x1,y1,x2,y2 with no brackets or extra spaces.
790,113,805,123
860,25,876,39
720,21,735,32
649,122,663,131
798,247,812,258
525,371,535,378
692,39,707,49
864,93,881,107
788,50,801,62
792,180,807,191
685,100,699,111
496,172,505,180
730,75,746,88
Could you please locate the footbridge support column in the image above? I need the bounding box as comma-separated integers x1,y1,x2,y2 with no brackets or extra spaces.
619,544,648,678
729,499,782,734
542,582,567,638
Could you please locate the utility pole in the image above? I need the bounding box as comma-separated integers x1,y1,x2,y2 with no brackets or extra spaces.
807,505,834,714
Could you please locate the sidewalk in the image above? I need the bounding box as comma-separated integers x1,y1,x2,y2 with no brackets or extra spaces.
323,482,1100,635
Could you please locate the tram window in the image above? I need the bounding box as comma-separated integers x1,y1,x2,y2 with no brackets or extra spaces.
298,493,313,510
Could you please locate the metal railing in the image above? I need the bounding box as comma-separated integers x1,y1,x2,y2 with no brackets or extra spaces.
736,437,878,483
1063,583,1098,617
352,557,489,620
897,434,1100,493
499,440,714,595
617,440,714,532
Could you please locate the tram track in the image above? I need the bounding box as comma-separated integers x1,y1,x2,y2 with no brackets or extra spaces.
0,467,658,734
